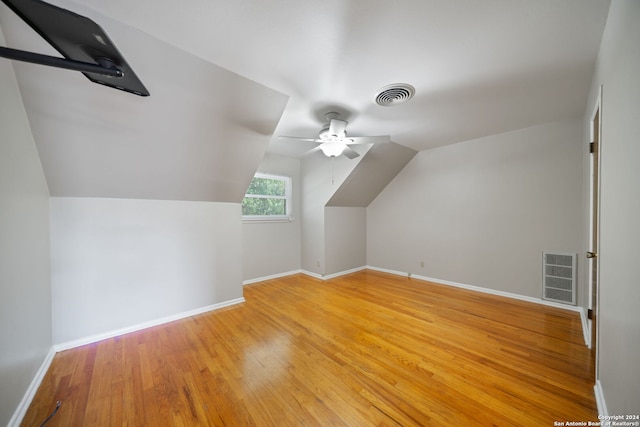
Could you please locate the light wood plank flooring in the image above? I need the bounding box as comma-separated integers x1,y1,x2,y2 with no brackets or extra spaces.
22,270,597,426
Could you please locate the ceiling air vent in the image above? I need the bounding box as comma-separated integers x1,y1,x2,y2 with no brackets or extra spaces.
374,83,415,106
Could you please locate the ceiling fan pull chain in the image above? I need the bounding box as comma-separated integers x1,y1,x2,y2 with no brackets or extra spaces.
331,157,335,186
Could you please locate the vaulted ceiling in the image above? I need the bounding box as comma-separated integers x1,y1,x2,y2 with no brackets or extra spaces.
0,0,610,202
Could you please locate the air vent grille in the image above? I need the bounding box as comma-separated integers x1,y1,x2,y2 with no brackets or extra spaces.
374,83,415,106
542,252,576,305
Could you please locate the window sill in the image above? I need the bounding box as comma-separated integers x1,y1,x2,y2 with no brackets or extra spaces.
242,216,294,224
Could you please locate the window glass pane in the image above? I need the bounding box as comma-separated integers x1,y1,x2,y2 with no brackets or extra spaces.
242,173,291,220
242,197,286,216
245,177,285,196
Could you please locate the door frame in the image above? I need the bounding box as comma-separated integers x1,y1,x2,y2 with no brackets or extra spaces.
587,86,602,381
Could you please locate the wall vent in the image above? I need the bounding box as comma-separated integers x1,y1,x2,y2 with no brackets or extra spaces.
542,252,576,305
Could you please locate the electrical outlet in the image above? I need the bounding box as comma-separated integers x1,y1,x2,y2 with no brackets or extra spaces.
420,261,424,268
316,260,320,267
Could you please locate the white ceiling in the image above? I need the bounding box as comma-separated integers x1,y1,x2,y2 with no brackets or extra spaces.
0,0,610,201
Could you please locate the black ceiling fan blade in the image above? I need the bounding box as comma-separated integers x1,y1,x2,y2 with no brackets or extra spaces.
1,0,150,96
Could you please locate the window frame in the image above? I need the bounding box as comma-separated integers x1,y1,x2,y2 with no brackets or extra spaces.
242,172,293,222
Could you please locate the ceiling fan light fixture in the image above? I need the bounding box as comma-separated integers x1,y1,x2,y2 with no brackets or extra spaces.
320,142,347,158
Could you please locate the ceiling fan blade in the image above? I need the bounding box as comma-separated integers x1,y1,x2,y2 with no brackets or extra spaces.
347,135,390,145
278,136,322,143
297,145,324,157
342,146,360,159
328,119,348,137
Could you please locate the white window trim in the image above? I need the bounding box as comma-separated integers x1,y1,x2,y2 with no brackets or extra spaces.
242,173,293,223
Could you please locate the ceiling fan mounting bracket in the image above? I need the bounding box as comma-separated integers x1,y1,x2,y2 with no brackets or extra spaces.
319,126,346,141
324,111,340,121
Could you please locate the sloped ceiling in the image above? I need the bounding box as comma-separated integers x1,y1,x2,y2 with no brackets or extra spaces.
0,0,610,202
327,143,417,207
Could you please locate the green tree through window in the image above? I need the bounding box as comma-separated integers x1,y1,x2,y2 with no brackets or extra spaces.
242,173,291,219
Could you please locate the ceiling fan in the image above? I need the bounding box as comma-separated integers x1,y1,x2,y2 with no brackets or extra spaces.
279,112,390,159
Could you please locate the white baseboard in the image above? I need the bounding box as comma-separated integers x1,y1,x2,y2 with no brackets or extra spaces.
7,347,56,427
367,265,587,315
22,268,599,427
243,267,602,414
322,266,367,280
300,266,367,280
247,266,588,321
248,266,591,346
581,311,591,348
10,298,245,425
243,270,302,285
54,297,245,352
594,380,608,418
300,269,324,280
246,266,368,282
367,265,411,277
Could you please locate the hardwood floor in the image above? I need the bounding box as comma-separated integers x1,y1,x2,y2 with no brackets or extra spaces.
22,270,597,426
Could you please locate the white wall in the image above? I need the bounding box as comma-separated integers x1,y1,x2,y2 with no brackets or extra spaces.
301,153,338,275
243,154,301,281
50,198,243,345
325,207,367,275
585,0,640,414
0,27,52,426
368,119,584,299
301,148,370,275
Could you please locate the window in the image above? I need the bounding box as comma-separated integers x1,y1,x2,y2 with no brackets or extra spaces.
242,173,292,221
